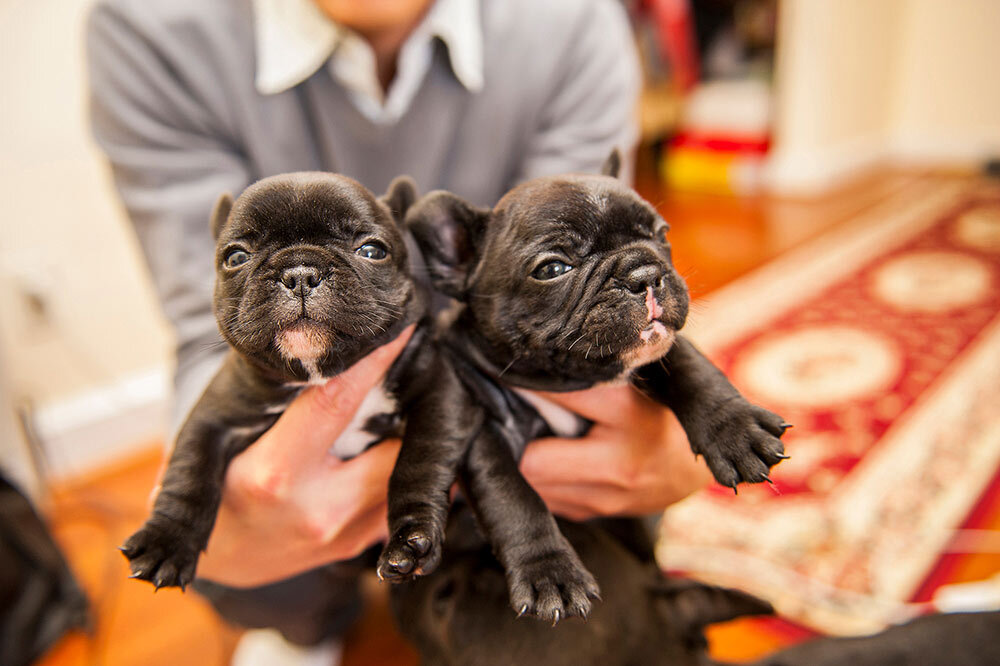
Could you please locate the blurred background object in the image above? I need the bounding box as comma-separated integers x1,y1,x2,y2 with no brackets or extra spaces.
1,0,998,664
630,0,1000,195
0,473,90,666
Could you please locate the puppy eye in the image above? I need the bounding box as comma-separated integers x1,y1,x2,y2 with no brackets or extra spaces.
224,248,250,268
532,260,574,280
356,242,389,260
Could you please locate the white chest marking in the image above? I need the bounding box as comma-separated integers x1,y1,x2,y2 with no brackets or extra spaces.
513,389,587,438
329,381,398,459
301,360,326,385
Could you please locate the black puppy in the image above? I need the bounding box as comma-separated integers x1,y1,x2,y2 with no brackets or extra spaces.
377,154,788,622
395,510,1000,666
121,172,425,589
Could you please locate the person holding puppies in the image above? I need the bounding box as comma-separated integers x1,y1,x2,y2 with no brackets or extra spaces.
87,0,713,662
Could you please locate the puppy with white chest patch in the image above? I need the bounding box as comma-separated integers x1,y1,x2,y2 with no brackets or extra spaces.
376,152,788,623
121,172,426,589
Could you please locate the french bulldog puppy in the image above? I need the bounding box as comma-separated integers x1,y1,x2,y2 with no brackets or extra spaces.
121,172,426,589
377,152,787,623
395,509,1000,666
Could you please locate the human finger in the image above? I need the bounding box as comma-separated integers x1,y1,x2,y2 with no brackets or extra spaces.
252,326,414,466
529,383,653,427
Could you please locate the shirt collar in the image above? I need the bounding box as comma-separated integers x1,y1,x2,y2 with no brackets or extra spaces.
252,0,483,96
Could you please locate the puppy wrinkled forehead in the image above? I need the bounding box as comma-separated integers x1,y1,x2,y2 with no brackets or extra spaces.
228,172,384,241
501,175,660,245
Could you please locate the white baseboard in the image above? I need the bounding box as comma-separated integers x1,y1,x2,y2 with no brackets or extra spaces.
766,130,999,195
32,366,169,480
891,131,1000,167
765,133,890,195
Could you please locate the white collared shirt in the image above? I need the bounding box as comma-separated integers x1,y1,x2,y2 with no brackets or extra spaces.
252,0,483,124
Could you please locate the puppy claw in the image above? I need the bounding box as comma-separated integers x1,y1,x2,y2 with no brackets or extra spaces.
696,402,791,490
121,521,200,590
506,542,599,623
779,423,794,433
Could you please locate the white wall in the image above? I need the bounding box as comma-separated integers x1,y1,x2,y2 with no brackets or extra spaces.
0,0,172,476
892,0,1000,163
768,0,1000,194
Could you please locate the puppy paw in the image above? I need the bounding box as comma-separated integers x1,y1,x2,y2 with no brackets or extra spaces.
377,523,443,582
120,520,199,590
507,543,601,624
696,402,790,491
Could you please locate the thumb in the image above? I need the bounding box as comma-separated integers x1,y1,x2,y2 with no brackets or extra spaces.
258,326,414,464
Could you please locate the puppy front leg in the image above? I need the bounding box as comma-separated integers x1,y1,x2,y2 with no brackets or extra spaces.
121,361,277,589
633,335,789,491
461,423,600,624
378,359,479,582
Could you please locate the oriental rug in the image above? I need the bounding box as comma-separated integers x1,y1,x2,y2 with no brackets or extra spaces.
657,178,1000,635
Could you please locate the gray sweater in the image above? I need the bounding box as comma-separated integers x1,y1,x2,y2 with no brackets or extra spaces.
87,0,640,429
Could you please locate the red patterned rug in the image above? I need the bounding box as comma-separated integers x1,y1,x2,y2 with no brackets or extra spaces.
657,179,1000,635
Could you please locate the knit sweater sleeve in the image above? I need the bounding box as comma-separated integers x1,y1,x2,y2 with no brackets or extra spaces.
511,0,642,185
86,0,251,434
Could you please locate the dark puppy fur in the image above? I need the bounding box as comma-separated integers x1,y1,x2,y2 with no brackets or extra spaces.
121,172,426,589
395,511,1000,666
377,154,788,622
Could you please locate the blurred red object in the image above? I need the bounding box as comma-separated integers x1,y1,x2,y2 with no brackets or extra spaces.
646,0,700,90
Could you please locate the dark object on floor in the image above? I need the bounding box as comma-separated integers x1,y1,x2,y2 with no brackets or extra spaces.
392,508,1000,666
0,473,89,666
750,611,1000,665
983,157,1000,179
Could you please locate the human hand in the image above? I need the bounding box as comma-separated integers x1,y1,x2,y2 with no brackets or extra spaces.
520,383,712,521
194,327,413,587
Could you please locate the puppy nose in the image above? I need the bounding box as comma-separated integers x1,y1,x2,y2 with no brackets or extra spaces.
623,264,666,294
280,266,322,297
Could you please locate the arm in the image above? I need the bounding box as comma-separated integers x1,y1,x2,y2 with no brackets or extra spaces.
512,0,642,184
86,2,250,431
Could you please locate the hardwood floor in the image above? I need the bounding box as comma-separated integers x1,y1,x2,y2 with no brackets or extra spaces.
36,166,998,666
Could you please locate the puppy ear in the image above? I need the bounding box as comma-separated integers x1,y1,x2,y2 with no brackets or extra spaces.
381,175,418,226
406,191,489,298
210,192,234,240
601,149,622,179
654,578,773,637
